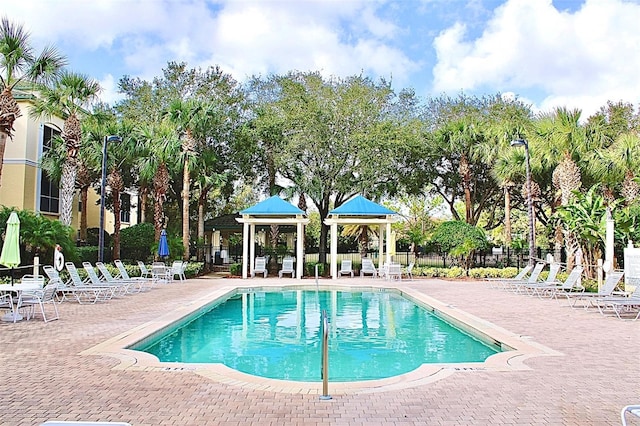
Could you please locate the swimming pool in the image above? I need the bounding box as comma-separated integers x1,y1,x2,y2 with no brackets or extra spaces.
133,288,501,381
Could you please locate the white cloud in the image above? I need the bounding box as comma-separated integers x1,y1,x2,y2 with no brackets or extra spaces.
3,0,419,103
432,0,640,116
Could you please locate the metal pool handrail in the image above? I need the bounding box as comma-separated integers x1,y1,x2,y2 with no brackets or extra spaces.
320,308,331,400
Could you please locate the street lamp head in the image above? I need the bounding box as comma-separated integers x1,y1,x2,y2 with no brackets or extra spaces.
510,139,528,147
105,135,122,143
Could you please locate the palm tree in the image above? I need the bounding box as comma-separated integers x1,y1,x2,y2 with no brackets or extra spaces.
0,17,66,187
135,122,180,244
534,107,586,269
164,99,206,261
30,70,101,225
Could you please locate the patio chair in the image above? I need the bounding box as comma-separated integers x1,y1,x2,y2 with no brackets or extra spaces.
252,256,268,278
114,260,151,291
338,259,354,278
360,258,377,278
169,261,185,282
402,262,415,281
18,280,59,322
151,262,170,285
621,404,640,425
565,270,624,309
0,292,16,322
486,264,533,289
386,263,402,281
279,257,295,278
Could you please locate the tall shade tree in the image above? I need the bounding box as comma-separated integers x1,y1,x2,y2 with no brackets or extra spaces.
30,70,101,225
265,72,417,264
0,16,66,187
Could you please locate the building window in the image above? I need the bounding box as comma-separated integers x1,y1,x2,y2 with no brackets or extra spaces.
120,193,131,223
39,125,60,214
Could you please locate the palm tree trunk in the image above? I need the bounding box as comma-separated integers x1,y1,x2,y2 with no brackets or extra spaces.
504,186,512,246
139,185,147,223
59,159,77,226
183,156,190,261
80,186,88,241
0,131,8,187
110,170,123,261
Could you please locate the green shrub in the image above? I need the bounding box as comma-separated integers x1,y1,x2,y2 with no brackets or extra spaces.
77,246,99,264
230,263,242,276
305,262,325,277
120,223,155,261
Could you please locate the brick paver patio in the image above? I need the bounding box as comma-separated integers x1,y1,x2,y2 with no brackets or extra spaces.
0,275,637,425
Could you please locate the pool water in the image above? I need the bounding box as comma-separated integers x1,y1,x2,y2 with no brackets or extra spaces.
136,289,501,382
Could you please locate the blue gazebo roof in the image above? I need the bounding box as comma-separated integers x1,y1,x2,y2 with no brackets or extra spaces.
329,195,396,216
240,196,305,215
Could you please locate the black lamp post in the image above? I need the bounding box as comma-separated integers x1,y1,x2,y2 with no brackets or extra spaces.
510,138,536,266
98,135,122,263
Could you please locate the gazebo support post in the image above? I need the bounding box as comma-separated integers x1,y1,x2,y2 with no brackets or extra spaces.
330,222,338,279
386,222,392,266
249,223,256,277
242,221,249,279
296,221,304,279
378,224,385,270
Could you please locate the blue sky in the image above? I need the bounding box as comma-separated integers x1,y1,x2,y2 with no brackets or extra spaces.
5,0,640,118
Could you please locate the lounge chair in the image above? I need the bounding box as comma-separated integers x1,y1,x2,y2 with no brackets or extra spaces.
594,281,640,320
386,263,402,281
565,270,624,309
521,263,562,297
338,259,354,278
18,280,59,322
507,262,546,293
252,256,268,278
529,265,583,299
63,263,114,304
360,258,377,278
403,262,415,281
93,262,133,295
76,262,124,298
278,257,295,278
486,264,533,289
114,260,151,291
137,261,151,279
621,404,640,425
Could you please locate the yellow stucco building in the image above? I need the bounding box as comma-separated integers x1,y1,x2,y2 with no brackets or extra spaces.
0,93,138,238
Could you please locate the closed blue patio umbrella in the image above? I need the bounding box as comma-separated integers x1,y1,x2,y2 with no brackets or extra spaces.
158,229,170,259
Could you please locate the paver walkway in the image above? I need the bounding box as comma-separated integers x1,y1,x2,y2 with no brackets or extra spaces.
0,275,637,425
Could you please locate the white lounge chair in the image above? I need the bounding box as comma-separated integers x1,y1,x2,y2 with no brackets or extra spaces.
403,262,415,280
93,262,133,295
360,258,377,278
565,270,624,309
386,263,402,281
114,260,151,291
486,264,533,289
594,281,640,320
64,263,114,303
508,262,546,293
137,261,151,279
338,260,354,278
252,256,268,278
279,257,295,278
621,404,640,425
521,263,563,297
169,261,186,282
529,265,583,299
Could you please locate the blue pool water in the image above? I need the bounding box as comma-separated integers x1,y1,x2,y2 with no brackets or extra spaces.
135,289,501,381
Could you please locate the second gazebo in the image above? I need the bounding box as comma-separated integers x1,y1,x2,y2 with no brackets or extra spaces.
324,195,398,280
